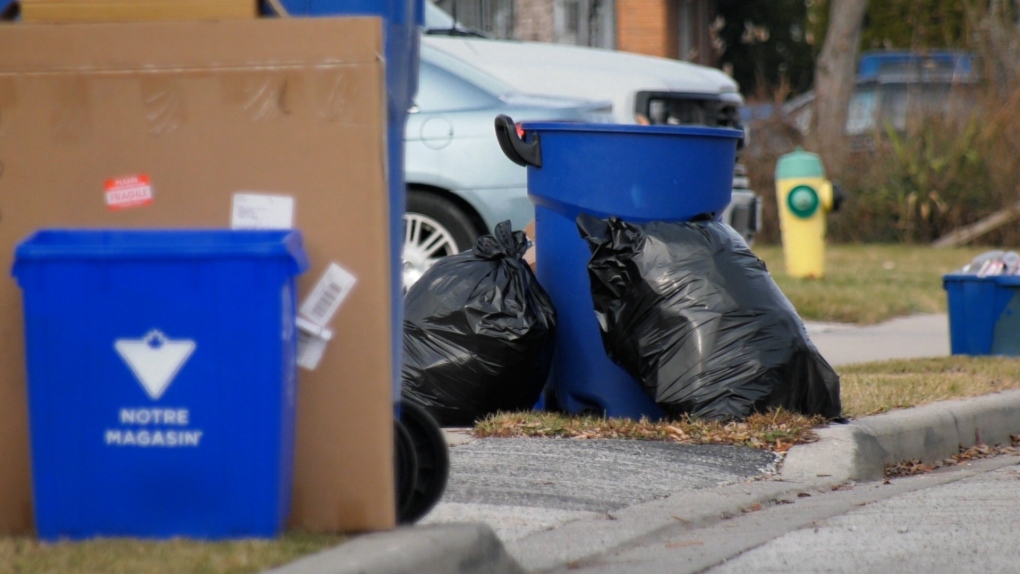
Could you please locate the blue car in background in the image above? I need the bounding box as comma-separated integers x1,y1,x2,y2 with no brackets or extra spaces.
783,50,979,137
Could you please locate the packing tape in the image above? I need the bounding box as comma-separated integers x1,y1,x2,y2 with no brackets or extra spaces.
220,71,305,121
52,76,92,143
139,76,187,135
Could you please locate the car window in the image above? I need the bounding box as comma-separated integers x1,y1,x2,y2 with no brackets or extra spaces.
423,2,455,30
846,88,878,135
876,84,963,132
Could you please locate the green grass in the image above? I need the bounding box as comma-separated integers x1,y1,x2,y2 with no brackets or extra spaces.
839,355,1020,417
475,410,823,452
751,243,988,324
0,533,346,574
476,355,1020,449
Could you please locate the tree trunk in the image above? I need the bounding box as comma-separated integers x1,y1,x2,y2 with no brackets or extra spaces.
810,0,869,176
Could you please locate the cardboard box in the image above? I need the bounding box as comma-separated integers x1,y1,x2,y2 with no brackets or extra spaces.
0,17,395,533
21,0,256,22
523,219,537,273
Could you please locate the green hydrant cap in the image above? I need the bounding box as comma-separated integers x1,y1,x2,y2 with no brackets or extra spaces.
787,185,820,218
776,147,826,179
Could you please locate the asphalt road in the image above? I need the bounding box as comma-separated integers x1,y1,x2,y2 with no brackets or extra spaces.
423,438,778,542
571,456,1020,573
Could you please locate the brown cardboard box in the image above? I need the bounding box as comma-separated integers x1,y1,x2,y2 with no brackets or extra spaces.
523,220,537,273
0,18,394,533
21,0,256,22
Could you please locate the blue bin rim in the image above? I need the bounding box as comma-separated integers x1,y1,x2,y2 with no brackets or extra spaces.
517,122,744,139
943,273,1020,286
12,229,309,274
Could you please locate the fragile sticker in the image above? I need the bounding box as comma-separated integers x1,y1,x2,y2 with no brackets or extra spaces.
231,193,295,230
299,262,357,327
105,174,154,210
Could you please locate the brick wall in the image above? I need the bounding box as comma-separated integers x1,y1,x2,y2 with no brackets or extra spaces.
616,0,673,58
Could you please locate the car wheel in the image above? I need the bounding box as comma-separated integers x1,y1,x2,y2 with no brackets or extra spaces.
403,191,480,289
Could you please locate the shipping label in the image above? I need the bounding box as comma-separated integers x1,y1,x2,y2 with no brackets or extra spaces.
231,193,295,229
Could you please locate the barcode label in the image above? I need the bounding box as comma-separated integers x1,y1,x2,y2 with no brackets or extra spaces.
299,262,357,327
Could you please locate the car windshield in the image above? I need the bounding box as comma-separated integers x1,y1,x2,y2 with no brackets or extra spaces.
424,2,454,30
422,2,487,36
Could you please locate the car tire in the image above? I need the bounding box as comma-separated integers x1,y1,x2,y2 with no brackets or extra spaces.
403,190,481,288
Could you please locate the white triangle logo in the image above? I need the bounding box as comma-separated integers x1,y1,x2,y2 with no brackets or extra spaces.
115,330,196,400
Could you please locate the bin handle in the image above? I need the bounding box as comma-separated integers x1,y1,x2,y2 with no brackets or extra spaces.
495,115,542,168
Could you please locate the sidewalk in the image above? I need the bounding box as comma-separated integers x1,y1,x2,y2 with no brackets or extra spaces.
805,313,951,367
268,314,1020,574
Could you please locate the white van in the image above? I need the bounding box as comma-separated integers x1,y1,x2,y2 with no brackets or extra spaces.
421,2,760,241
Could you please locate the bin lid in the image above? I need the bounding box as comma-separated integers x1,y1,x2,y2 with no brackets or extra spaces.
12,229,309,273
518,122,743,140
775,147,826,179
943,273,1020,286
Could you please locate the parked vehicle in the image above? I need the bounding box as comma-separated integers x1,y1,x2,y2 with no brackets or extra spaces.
417,1,760,243
783,50,979,138
403,43,612,287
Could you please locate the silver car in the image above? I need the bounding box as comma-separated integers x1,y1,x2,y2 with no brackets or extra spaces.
402,43,611,287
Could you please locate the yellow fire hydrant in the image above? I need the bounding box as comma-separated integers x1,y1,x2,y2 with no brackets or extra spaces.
774,147,842,279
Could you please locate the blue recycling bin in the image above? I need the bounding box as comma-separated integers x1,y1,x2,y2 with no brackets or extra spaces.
278,0,424,406
944,273,1020,355
496,119,743,420
12,229,308,541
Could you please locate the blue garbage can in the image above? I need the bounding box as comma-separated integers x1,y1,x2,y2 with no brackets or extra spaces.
496,119,743,420
278,0,424,409
12,229,308,541
944,273,1020,355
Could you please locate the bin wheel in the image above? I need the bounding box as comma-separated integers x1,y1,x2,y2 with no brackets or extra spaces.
396,401,450,525
394,419,418,520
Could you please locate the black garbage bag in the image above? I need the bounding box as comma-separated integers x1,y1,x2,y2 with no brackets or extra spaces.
401,220,556,427
576,214,841,421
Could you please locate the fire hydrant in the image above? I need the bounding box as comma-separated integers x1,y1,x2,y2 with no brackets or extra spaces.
774,147,843,279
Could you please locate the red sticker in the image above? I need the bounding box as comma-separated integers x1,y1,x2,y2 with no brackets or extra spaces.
105,175,153,210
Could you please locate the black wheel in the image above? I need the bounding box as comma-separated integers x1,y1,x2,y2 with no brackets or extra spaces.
403,190,480,289
394,419,418,521
396,401,451,525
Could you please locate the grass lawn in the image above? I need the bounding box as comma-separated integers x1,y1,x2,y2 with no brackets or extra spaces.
751,243,988,324
0,533,346,574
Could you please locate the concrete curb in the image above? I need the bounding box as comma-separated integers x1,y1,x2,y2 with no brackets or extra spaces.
267,390,1020,574
512,391,1020,571
263,523,523,574
781,389,1020,483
